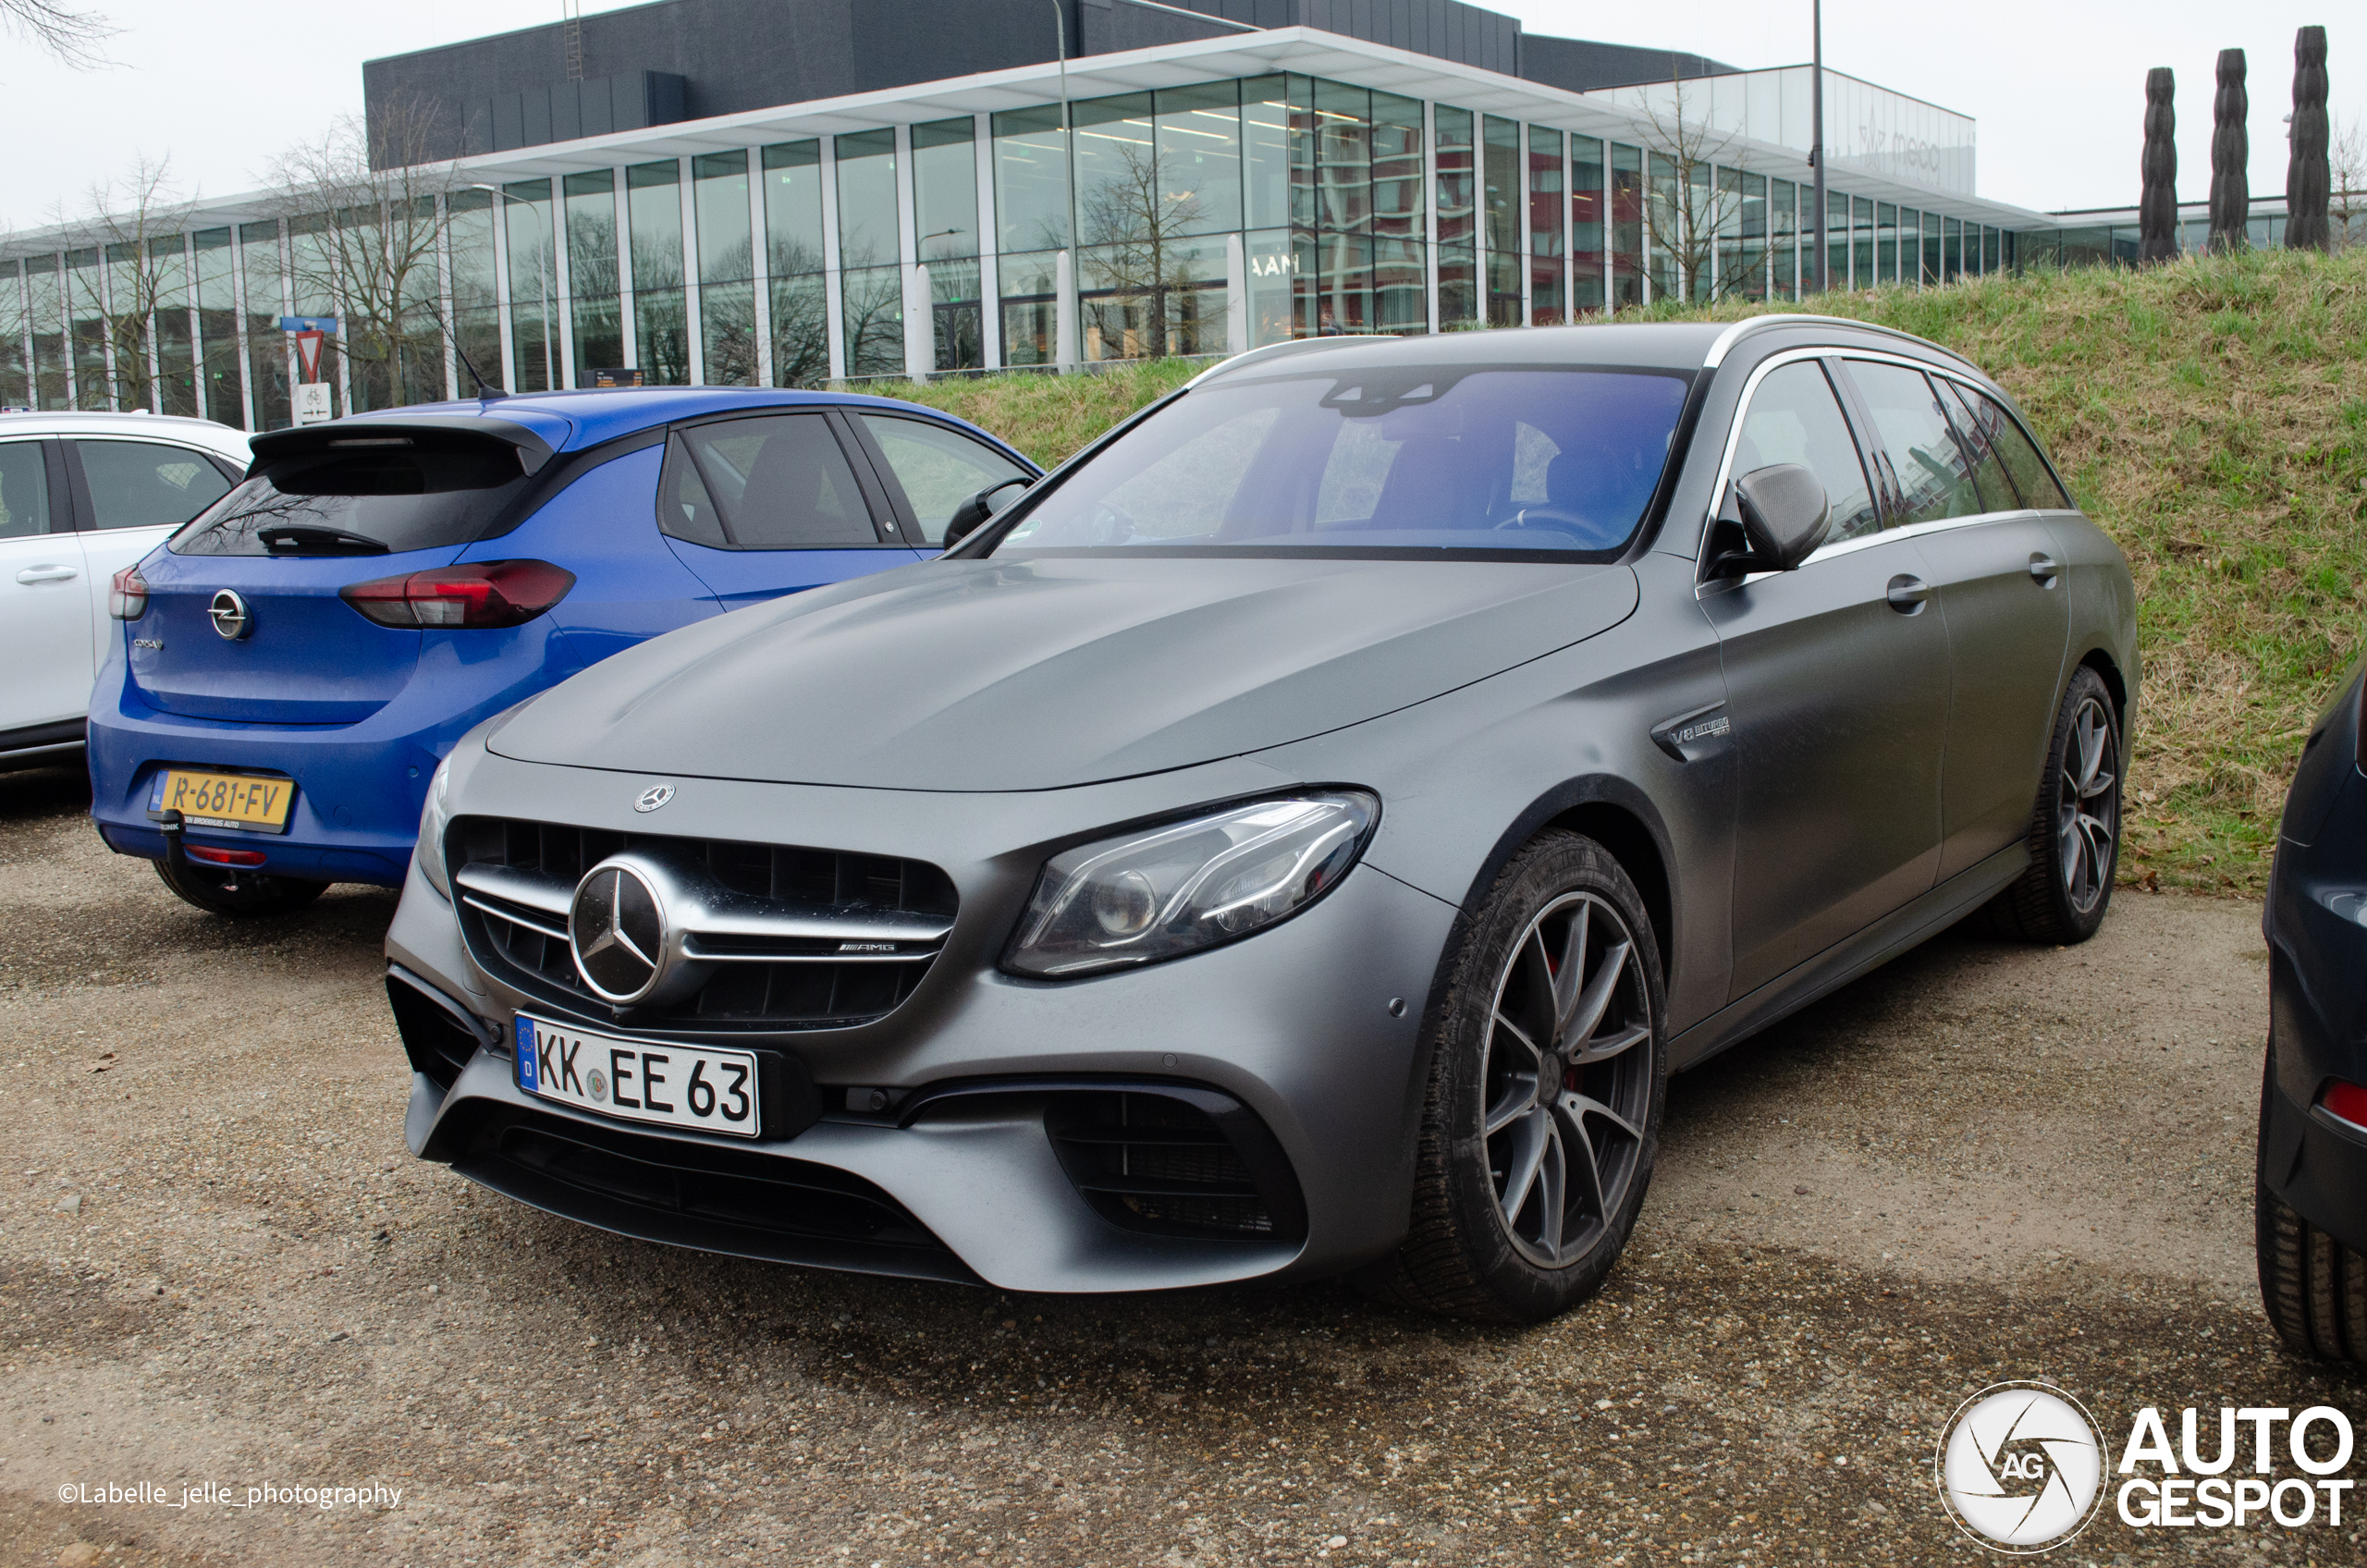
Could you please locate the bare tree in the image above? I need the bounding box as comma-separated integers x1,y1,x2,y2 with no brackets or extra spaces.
0,221,29,407
265,94,462,411
1076,141,1202,359
2332,116,2367,251
1630,73,1762,303
831,236,902,379
1,0,113,69
55,154,196,413
766,239,830,388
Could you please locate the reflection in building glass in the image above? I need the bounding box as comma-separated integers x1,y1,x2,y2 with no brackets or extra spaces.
693,150,755,385
192,229,240,425
762,140,828,386
1571,136,1604,314
237,222,289,428
565,169,622,384
1435,104,1476,327
1528,125,1564,325
1610,143,1643,309
627,162,687,386
913,117,982,372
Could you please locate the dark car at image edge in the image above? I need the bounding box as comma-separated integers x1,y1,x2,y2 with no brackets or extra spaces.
2259,656,2367,1355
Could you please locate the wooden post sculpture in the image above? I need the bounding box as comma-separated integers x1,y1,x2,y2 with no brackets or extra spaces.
2209,48,2250,251
2287,25,2330,251
2140,67,2178,263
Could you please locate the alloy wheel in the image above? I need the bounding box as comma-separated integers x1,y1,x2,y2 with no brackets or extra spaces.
2056,694,2119,915
1480,891,1654,1268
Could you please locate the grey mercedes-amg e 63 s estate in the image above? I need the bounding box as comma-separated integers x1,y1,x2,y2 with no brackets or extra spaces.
385,316,2136,1321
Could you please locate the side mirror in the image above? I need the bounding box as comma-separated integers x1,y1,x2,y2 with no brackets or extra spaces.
1730,463,1831,572
942,476,1036,547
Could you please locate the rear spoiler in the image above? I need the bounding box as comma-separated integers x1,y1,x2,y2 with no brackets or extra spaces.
245,416,558,478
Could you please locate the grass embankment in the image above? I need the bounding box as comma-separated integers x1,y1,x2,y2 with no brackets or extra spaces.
869,251,2367,895
873,357,1199,468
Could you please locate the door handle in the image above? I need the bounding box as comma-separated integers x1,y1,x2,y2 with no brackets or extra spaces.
1885,573,1930,613
15,565,79,584
2028,553,2061,587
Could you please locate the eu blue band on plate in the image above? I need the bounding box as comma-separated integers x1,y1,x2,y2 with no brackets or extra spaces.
516,1017,537,1091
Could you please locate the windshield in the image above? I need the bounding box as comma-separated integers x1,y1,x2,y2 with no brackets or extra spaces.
170,441,534,557
995,367,1690,558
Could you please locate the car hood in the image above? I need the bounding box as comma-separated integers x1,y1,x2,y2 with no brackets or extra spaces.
489,555,1639,790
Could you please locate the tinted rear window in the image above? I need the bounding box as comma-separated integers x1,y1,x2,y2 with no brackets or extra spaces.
170,440,533,557
994,367,1689,558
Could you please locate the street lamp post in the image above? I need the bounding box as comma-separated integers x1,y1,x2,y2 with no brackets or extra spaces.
1809,0,1828,294
466,183,556,392
1051,1,1075,368
1051,0,1069,141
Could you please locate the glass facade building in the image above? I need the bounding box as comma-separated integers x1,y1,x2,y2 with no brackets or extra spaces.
0,37,2058,428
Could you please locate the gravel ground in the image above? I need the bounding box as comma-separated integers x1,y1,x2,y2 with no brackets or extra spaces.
2,759,2360,1568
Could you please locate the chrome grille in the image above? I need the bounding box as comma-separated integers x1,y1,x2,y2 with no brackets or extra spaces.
448,816,956,1032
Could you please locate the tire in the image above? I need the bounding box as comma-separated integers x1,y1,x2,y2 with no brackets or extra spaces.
152,856,329,919
1985,664,2122,944
1364,831,1667,1323
2257,1045,2367,1360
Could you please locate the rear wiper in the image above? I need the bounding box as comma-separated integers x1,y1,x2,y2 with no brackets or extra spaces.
257,525,390,556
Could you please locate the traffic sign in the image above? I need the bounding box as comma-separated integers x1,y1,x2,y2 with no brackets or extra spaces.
294,330,326,384
277,315,337,334
292,383,333,426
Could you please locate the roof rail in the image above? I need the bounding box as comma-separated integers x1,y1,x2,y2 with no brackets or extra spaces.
1700,312,1973,371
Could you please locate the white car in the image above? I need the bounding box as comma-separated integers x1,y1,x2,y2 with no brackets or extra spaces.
0,411,250,768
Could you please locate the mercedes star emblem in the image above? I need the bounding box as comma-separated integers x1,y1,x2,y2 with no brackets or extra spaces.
569,863,666,1002
208,588,253,641
634,784,675,813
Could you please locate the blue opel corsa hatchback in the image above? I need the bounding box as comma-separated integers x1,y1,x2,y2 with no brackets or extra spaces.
88,388,1036,915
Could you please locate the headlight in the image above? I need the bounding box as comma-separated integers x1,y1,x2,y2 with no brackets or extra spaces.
1003,791,1379,978
416,757,455,900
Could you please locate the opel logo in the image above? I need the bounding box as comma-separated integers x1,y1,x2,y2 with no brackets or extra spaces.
209,589,253,641
633,784,675,814
569,861,667,1003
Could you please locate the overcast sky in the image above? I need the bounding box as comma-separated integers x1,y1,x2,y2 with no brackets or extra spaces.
2,0,2360,232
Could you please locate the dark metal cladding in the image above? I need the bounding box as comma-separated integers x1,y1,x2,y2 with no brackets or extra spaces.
2286,26,2332,251
2210,48,2250,252
2140,67,2178,265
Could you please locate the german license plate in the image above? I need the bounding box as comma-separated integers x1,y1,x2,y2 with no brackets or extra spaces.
150,768,296,833
514,1015,760,1139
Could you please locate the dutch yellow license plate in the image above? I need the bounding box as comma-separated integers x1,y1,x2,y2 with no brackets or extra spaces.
153,769,296,833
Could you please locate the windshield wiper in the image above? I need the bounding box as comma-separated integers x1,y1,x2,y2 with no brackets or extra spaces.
256,524,390,556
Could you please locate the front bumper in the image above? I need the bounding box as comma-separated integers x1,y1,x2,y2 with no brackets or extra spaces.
384,761,1459,1293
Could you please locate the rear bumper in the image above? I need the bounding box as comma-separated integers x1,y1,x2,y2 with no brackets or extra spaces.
2261,1065,2367,1257
2260,757,2367,1252
85,653,551,888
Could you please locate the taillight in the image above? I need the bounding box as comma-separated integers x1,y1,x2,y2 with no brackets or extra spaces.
339,559,576,629
2321,1081,2367,1133
109,566,149,620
